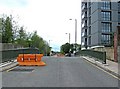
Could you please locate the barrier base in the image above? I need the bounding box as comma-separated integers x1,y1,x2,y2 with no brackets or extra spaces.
18,61,46,66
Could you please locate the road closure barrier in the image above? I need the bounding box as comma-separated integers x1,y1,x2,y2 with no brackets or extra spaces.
17,54,46,66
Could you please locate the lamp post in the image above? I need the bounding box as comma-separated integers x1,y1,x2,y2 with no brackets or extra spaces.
49,40,52,56
69,19,77,55
65,33,70,44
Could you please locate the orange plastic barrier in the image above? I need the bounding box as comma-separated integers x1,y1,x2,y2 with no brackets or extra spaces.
17,54,46,66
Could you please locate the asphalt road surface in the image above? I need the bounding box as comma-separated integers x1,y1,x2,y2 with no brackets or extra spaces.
2,56,119,87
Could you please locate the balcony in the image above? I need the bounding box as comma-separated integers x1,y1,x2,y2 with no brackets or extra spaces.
82,7,87,12
82,32,87,38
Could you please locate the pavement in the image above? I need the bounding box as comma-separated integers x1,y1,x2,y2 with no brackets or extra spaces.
81,56,120,79
0,59,18,72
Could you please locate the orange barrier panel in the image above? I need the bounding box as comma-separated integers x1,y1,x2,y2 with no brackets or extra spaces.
17,54,46,66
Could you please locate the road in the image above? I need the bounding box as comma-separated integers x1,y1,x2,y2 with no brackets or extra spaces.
2,56,119,87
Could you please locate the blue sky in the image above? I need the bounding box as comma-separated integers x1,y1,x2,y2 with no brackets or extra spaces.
0,0,81,52
0,0,27,7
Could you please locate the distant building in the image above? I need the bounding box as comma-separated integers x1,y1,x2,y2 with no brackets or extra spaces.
81,0,120,50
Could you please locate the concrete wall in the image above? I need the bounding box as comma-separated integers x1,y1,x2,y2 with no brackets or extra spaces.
1,43,23,50
93,47,114,61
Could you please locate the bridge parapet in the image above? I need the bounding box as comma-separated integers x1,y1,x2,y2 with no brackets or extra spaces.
0,48,40,63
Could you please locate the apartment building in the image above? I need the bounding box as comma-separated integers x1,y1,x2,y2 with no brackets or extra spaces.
81,0,120,49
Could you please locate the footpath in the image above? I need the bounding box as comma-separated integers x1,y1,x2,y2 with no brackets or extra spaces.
0,59,18,72
81,56,120,79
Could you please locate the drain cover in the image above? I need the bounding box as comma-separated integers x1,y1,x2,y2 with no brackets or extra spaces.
10,68,34,72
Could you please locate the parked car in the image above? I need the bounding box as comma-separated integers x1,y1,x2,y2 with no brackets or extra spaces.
65,52,71,57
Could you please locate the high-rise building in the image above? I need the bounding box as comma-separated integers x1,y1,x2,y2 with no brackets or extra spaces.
81,0,120,50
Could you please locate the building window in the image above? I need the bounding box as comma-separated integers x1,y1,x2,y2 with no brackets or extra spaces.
89,16,91,25
101,0,111,10
118,1,120,12
85,38,87,44
88,36,91,45
88,0,91,6
81,4,85,10
85,29,87,36
101,11,111,21
101,34,111,44
118,12,120,23
89,26,91,35
89,7,91,15
101,22,111,33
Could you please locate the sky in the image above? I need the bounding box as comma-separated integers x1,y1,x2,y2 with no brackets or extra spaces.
0,0,81,51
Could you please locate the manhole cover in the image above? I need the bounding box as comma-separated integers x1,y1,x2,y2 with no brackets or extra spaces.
10,68,34,72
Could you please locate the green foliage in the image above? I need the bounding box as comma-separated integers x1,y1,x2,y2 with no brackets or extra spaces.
0,18,3,42
1,14,50,55
2,16,13,43
16,26,27,46
60,43,71,54
30,31,50,54
60,43,81,54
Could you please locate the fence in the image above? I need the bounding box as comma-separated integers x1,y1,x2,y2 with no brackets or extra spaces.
1,48,40,63
77,50,106,64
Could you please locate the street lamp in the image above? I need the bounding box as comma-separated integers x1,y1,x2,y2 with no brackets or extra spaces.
65,33,70,44
49,40,52,56
69,19,77,55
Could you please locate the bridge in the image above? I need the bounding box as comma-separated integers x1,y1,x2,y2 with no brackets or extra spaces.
0,48,119,89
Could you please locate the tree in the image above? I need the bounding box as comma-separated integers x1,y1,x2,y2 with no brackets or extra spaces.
1,15,20,43
1,14,51,54
0,18,3,43
16,26,27,46
60,43,71,54
31,31,50,55
75,43,81,52
60,43,81,54
2,16,13,43
31,31,41,48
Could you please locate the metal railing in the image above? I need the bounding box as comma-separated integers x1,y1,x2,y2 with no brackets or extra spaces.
77,50,106,64
1,48,40,63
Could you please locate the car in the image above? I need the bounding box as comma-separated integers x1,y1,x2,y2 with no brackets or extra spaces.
65,52,71,57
